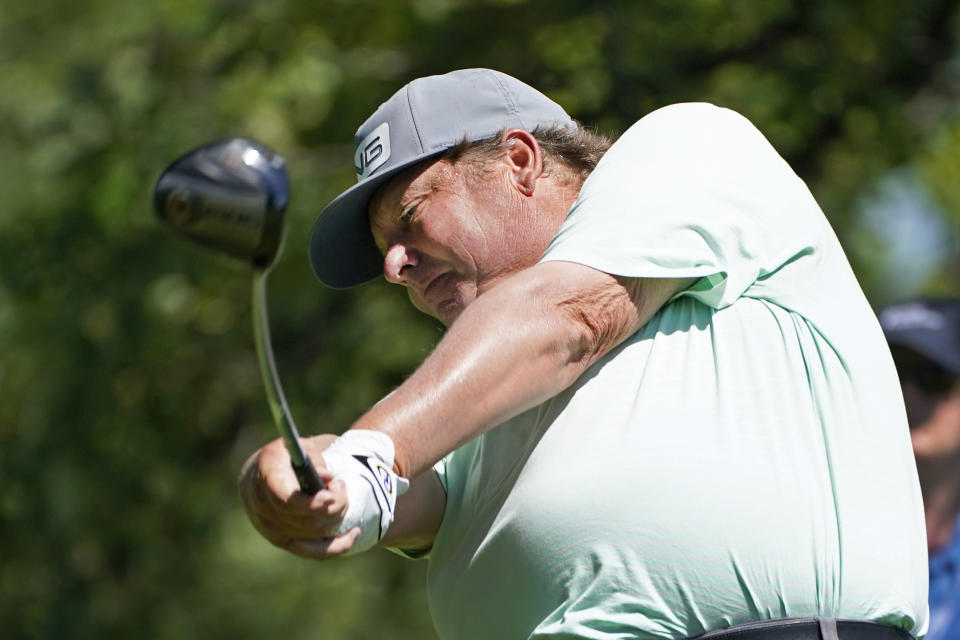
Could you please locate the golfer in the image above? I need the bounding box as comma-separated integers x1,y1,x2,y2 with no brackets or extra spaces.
239,68,927,640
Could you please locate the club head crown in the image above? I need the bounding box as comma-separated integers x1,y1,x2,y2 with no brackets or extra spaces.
154,138,289,270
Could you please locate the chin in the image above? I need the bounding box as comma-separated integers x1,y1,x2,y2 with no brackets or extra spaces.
434,288,476,326
435,301,465,327
409,295,459,326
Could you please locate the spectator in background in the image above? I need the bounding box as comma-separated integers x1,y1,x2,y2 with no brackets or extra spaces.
880,299,960,640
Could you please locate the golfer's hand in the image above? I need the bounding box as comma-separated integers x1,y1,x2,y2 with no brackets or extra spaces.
238,435,361,560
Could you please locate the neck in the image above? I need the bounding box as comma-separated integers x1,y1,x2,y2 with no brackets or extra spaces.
533,175,582,231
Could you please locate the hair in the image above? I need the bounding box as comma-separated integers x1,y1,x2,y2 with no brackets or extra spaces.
441,122,614,188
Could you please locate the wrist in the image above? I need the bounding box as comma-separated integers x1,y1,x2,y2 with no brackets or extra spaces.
321,430,410,555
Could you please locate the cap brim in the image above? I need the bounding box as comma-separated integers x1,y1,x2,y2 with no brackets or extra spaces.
309,151,443,289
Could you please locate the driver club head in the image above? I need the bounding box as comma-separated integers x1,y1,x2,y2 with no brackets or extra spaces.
153,138,289,271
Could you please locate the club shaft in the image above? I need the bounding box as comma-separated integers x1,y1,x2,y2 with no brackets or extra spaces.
252,272,324,494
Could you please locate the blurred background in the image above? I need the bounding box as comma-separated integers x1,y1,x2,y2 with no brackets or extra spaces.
2,0,959,638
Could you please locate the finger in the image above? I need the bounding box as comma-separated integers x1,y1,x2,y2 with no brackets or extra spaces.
310,477,348,516
305,451,331,475
262,511,348,540
286,528,361,560
270,464,338,511
240,442,348,535
302,434,340,460
258,441,300,501
260,443,343,510
250,484,348,534
245,471,340,513
240,454,289,531
241,440,331,499
310,462,334,480
280,478,348,517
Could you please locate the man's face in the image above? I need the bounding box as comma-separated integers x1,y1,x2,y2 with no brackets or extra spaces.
368,156,553,326
891,346,960,462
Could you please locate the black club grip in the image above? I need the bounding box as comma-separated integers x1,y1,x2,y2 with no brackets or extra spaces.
292,457,324,495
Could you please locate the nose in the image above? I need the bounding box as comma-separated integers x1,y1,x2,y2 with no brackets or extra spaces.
383,243,419,285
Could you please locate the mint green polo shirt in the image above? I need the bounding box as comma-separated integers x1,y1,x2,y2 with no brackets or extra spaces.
423,104,928,639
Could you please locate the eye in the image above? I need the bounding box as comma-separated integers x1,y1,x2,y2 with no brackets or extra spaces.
399,206,417,226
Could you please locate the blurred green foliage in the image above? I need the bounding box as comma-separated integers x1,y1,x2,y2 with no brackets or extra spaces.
1,0,958,638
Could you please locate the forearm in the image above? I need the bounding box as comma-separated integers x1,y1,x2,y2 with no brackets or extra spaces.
378,469,445,550
352,262,686,478
239,263,686,560
352,268,589,477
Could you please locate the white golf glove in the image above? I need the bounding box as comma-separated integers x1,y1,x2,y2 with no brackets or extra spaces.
320,430,410,555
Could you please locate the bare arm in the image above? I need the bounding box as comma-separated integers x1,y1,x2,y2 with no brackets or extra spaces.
378,470,445,550
353,260,694,479
239,261,691,559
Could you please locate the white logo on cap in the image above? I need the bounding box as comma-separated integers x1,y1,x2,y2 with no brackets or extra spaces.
355,122,391,180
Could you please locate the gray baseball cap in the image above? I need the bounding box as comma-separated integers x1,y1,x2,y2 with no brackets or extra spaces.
308,68,576,288
879,299,960,374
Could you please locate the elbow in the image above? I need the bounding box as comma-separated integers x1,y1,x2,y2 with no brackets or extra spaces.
482,262,644,389
554,282,638,375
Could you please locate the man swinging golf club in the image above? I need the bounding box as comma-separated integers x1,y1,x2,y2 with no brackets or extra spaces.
238,69,928,640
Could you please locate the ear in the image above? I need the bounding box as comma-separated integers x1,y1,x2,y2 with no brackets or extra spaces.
500,128,543,197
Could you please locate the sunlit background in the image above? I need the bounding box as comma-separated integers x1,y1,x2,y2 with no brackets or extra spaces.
2,1,958,638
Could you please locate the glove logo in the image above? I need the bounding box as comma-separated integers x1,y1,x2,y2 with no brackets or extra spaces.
352,454,395,512
376,464,394,495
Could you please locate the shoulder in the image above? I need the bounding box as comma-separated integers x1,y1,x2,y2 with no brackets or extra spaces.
611,103,762,152
587,102,780,186
641,101,747,121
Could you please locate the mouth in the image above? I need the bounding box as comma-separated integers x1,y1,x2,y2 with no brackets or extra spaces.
420,271,449,303
414,272,463,324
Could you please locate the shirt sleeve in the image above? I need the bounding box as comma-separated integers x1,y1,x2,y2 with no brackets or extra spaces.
540,102,823,310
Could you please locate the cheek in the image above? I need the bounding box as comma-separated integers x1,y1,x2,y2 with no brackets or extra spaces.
424,219,485,270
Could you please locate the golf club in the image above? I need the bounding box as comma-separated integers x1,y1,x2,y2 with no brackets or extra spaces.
153,137,324,494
